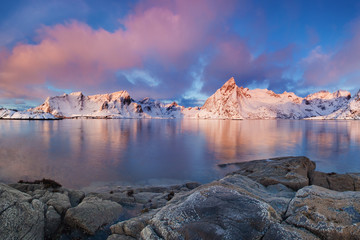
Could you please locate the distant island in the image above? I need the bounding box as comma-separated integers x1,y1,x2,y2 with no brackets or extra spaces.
1,78,359,120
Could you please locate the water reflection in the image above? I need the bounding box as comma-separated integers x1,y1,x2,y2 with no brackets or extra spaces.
0,119,359,189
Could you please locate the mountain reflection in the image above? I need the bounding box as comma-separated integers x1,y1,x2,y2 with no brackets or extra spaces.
0,119,359,189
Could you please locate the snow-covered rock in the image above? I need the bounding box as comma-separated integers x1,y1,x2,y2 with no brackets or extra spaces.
25,77,356,120
0,108,57,120
31,91,187,119
309,89,360,120
196,77,351,119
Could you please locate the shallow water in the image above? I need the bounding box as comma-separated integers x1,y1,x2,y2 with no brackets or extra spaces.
0,119,359,189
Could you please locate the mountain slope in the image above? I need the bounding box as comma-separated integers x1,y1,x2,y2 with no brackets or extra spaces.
27,77,355,120
0,108,57,119
196,78,351,119
31,91,185,119
309,90,360,120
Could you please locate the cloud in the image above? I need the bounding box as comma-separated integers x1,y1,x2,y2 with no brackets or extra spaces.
0,0,238,100
0,0,296,106
301,19,360,89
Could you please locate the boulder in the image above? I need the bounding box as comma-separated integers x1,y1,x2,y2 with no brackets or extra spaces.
30,189,71,215
221,173,295,216
140,225,163,240
46,192,72,215
107,234,136,240
64,196,124,235
185,182,201,190
0,183,45,240
68,189,85,207
285,185,360,239
146,182,281,239
227,156,316,190
110,210,158,238
310,171,356,191
8,182,44,193
263,223,320,240
349,173,360,191
45,205,61,238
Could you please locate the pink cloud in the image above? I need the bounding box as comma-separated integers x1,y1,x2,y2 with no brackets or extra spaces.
0,0,237,100
302,19,360,87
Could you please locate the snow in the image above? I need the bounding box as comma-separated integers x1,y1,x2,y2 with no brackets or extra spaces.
2,77,358,120
308,89,360,120
0,108,57,120
195,78,353,119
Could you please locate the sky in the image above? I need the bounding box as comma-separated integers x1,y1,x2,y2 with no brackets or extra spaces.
1,0,360,109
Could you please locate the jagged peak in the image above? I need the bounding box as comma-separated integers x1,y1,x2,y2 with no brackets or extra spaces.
222,77,236,87
109,90,130,98
305,89,351,100
219,77,237,93
69,92,83,96
333,90,351,98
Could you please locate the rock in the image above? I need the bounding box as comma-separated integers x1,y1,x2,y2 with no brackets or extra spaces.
46,192,72,215
30,189,72,215
107,234,136,240
146,182,281,239
0,183,45,240
229,157,315,190
122,219,147,238
285,185,360,239
133,192,164,204
349,173,360,191
185,182,201,190
310,171,356,191
8,182,43,193
263,223,320,240
266,183,297,198
45,205,61,238
309,171,329,189
64,196,124,235
221,174,295,216
68,189,85,207
86,192,136,207
110,210,158,238
140,225,163,240
228,156,316,190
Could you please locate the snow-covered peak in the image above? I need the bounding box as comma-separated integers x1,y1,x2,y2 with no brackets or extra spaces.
334,90,351,98
305,90,351,100
24,77,357,120
69,92,83,96
219,77,237,93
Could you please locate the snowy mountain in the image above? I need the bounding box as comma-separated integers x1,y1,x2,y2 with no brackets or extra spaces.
0,108,57,120
3,77,356,120
30,91,189,119
196,77,352,119
309,90,360,120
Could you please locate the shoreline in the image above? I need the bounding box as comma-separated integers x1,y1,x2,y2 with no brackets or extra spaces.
1,156,360,239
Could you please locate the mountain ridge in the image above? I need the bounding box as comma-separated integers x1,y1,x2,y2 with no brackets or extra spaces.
1,77,359,120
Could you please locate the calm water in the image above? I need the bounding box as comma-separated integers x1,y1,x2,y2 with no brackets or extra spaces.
0,119,359,189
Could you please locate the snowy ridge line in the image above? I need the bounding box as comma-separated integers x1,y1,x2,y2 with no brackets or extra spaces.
1,77,359,120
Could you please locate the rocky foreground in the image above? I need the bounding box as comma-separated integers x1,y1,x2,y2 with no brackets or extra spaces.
1,157,360,240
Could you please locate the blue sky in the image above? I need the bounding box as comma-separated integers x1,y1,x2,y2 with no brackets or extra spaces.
0,0,360,109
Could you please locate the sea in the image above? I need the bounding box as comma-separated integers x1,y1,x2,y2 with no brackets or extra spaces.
0,119,359,190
